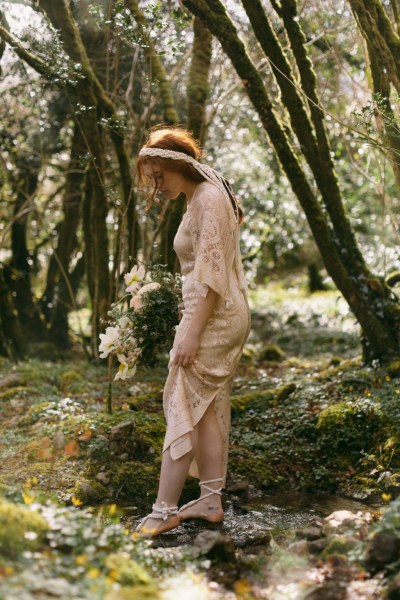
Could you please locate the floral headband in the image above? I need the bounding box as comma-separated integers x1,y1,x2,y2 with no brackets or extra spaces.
138,147,241,224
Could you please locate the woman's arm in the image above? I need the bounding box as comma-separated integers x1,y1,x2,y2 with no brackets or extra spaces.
173,287,218,367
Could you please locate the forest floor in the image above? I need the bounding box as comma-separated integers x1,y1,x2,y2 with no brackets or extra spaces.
0,275,399,599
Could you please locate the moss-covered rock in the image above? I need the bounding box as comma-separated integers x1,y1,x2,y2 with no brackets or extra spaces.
0,500,48,558
321,534,358,558
58,370,83,393
0,387,36,401
316,401,383,456
259,344,286,362
18,401,55,426
231,383,296,416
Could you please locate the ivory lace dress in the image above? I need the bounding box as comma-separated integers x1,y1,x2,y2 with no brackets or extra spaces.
162,181,251,486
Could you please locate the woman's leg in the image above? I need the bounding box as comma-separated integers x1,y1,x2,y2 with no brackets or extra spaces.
179,400,224,520
140,427,198,532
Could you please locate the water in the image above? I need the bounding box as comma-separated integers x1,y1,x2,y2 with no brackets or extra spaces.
127,491,380,547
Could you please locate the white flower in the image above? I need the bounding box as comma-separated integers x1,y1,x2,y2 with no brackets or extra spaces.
118,316,130,328
114,354,137,380
99,327,120,358
124,265,145,294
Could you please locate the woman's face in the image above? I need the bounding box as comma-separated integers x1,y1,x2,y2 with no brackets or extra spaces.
143,162,185,200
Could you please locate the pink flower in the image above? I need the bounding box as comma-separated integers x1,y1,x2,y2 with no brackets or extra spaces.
130,294,142,310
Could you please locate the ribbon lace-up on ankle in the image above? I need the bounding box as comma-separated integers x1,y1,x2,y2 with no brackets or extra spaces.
137,501,179,536
178,478,224,522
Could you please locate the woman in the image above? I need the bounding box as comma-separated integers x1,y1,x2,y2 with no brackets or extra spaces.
136,126,250,536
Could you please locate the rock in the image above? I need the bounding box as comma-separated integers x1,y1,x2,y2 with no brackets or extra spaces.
226,481,249,494
296,526,322,541
52,430,66,450
322,534,359,557
96,472,110,483
287,539,309,556
364,532,400,573
308,538,328,554
110,420,134,440
259,344,286,362
388,572,400,599
118,453,129,460
322,510,371,538
192,531,236,562
75,481,107,503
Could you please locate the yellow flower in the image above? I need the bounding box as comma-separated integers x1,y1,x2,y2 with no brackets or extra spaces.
382,493,391,502
87,568,100,578
22,492,34,505
71,496,83,506
75,554,88,565
108,504,117,516
108,568,119,581
234,579,252,595
4,566,14,577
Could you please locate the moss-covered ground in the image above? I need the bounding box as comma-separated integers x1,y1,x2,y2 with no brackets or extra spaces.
0,276,399,598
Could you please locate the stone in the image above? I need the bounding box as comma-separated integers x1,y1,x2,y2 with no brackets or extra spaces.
322,510,371,538
226,481,249,494
365,532,400,573
388,572,400,600
52,430,66,450
297,526,322,541
287,539,309,556
308,538,328,554
193,531,236,562
96,472,110,483
110,420,133,440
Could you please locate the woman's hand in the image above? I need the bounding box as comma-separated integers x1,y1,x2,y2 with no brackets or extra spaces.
174,332,200,367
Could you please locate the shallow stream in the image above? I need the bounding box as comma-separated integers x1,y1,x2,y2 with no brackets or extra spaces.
127,491,381,547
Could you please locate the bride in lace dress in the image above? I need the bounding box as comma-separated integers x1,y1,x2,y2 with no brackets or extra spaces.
136,127,251,536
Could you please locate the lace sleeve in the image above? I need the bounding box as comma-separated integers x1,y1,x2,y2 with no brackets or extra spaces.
189,185,236,303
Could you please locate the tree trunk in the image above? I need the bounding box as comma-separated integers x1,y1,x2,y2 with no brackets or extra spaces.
0,266,26,358
41,123,86,346
182,0,400,362
9,170,47,337
38,0,112,354
187,17,212,145
349,0,400,189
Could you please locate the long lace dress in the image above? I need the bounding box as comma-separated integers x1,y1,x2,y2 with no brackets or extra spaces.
162,180,251,486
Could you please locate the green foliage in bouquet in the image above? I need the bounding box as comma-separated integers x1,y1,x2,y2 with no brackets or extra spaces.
99,265,182,379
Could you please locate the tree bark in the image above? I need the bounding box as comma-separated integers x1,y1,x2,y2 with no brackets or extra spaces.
41,123,86,347
182,0,400,361
187,17,212,145
349,0,400,189
124,0,179,124
0,266,26,358
9,169,47,337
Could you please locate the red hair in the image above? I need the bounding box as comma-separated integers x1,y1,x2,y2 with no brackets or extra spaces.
137,125,243,222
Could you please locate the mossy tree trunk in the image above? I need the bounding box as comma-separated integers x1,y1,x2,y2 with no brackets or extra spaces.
182,0,400,362
41,123,86,348
9,168,47,338
0,266,26,358
187,17,212,145
157,16,212,272
349,0,400,189
124,0,184,272
38,0,113,354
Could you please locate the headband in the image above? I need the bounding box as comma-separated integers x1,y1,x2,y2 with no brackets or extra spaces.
138,147,241,224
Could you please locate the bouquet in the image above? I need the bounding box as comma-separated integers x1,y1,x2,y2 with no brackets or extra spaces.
99,264,182,380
